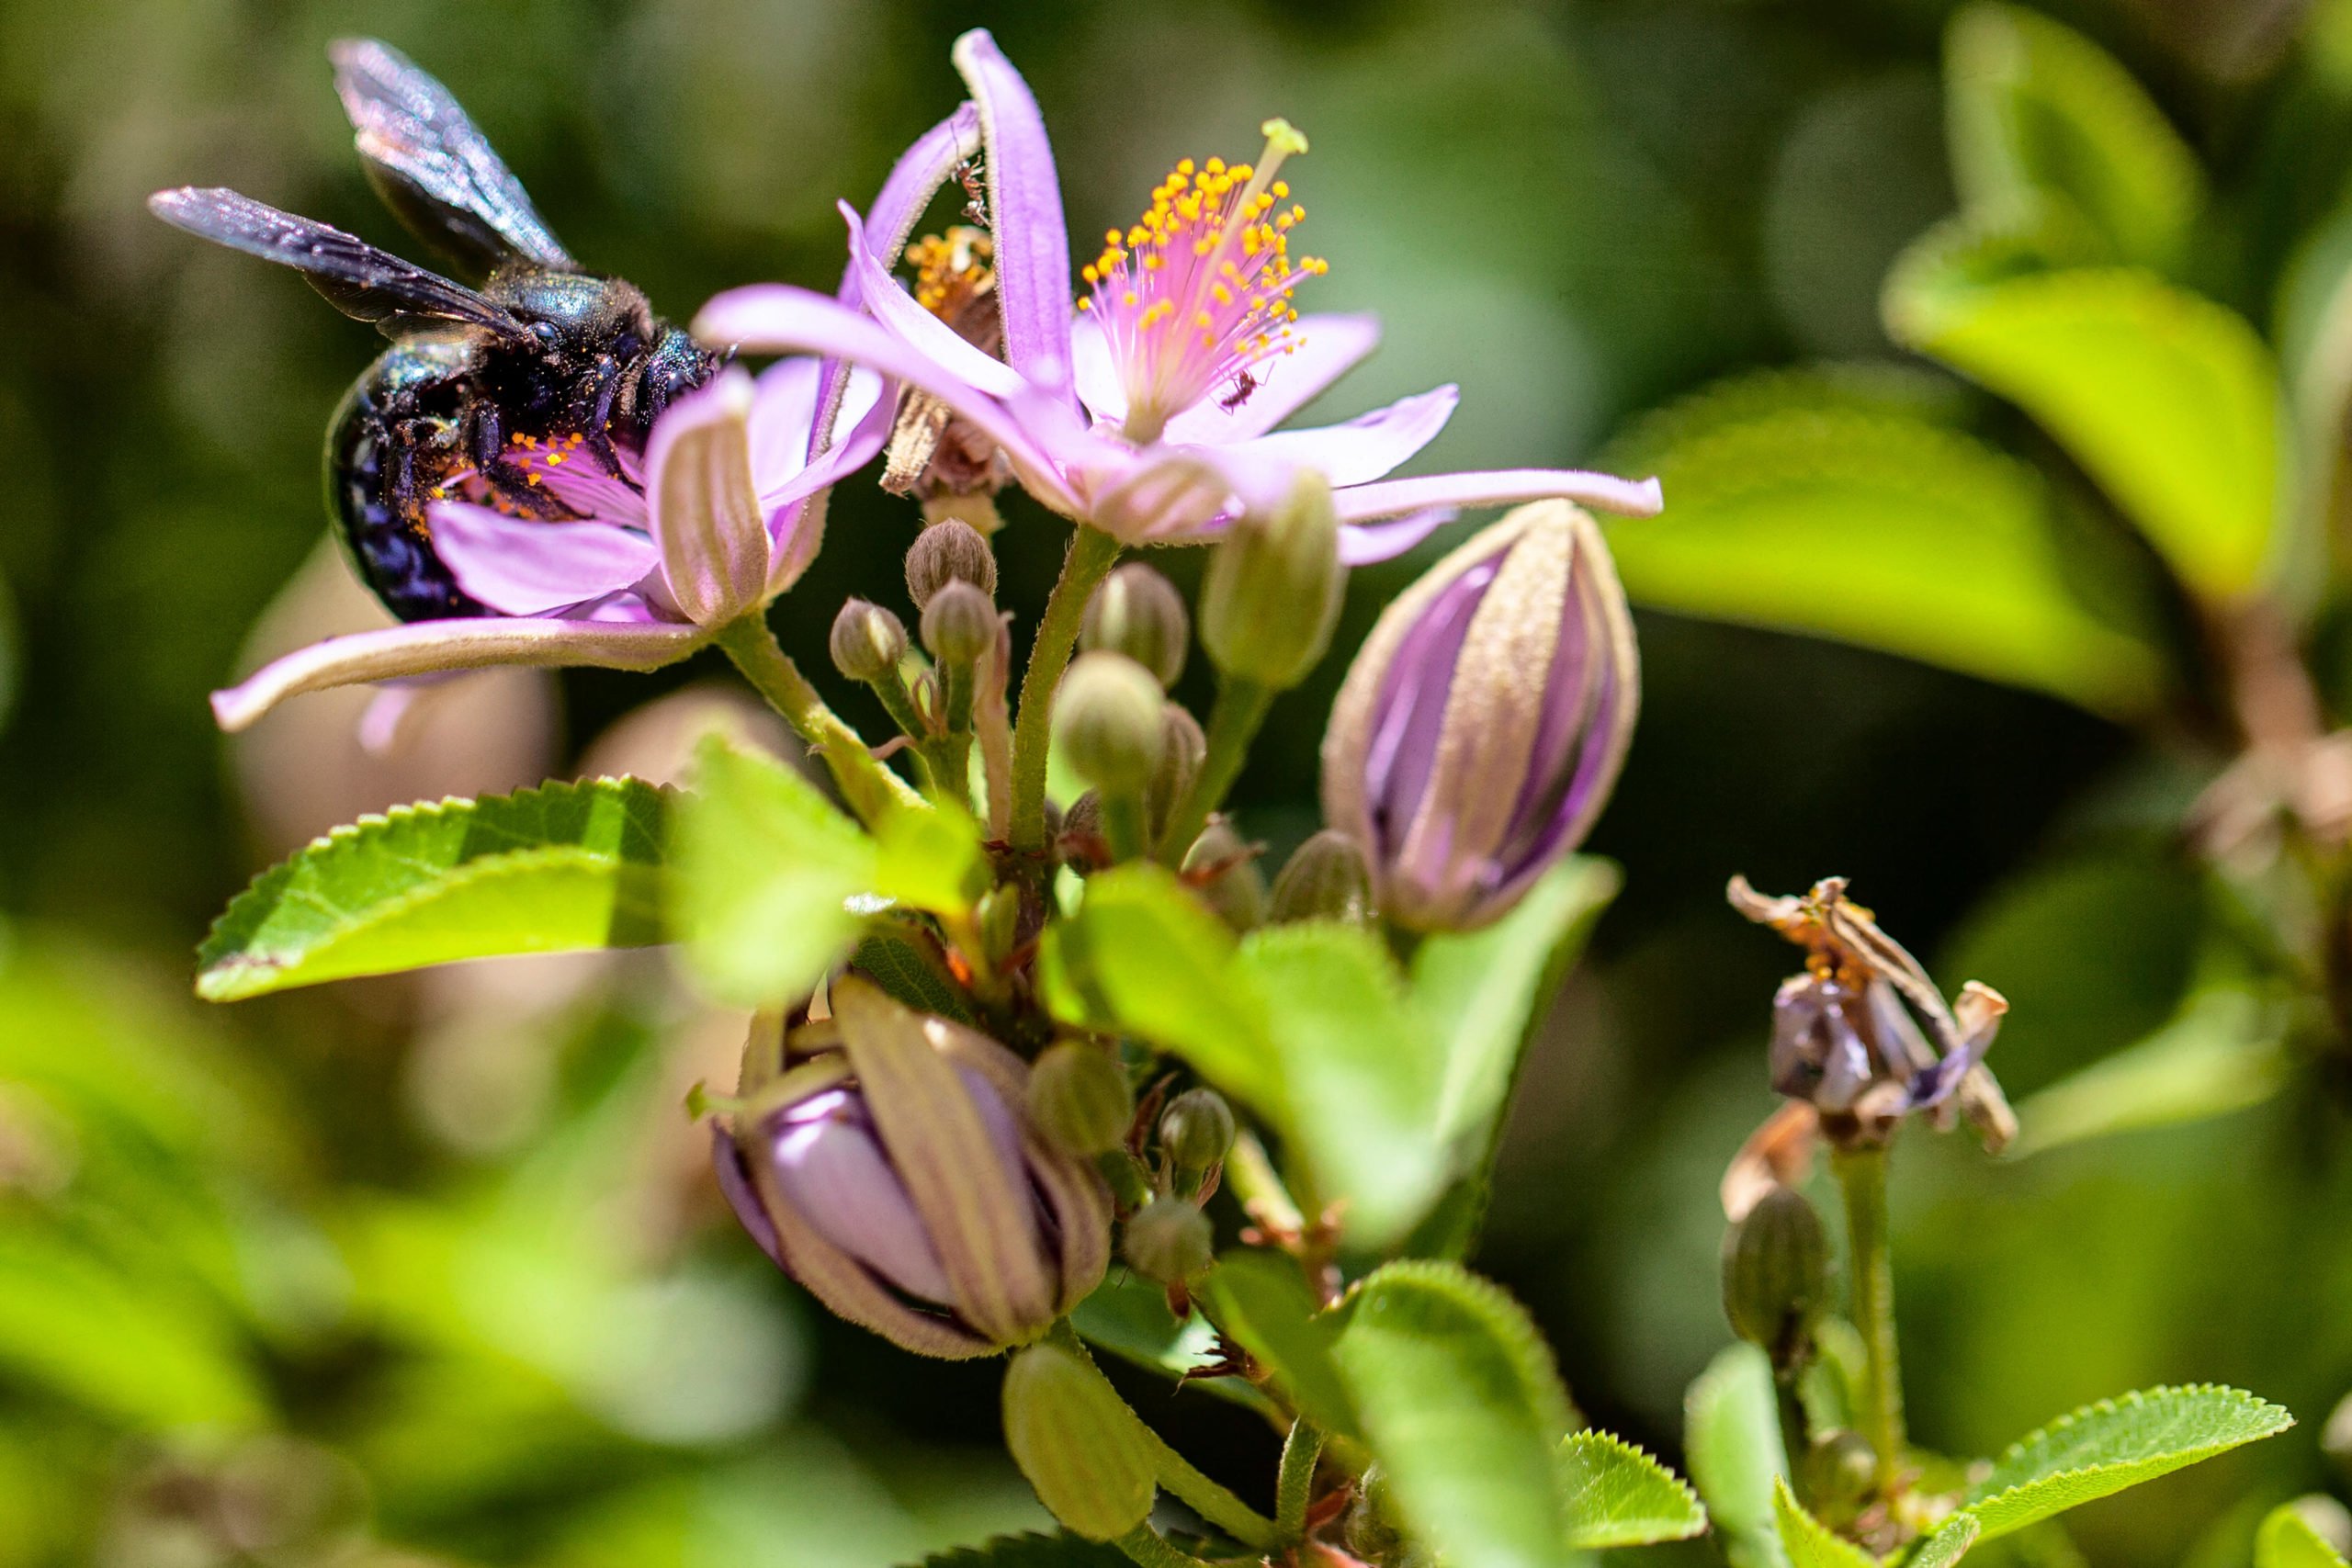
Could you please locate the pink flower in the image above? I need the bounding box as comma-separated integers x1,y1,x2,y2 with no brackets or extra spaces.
695,31,1662,561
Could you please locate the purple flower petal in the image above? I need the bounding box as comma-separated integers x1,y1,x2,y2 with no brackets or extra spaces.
1162,313,1382,444
1226,384,1459,489
646,368,769,626
697,284,1085,513
839,200,1027,398
211,617,703,732
428,502,662,616
1339,507,1453,565
765,1089,956,1306
1069,312,1126,424
951,31,1075,398
747,355,822,485
1335,468,1665,522
764,364,898,594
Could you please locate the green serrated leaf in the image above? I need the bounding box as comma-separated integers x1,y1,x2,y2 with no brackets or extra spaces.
1199,1250,1359,1441
1772,1477,1876,1568
851,923,976,1023
1036,864,1283,1116
902,1531,1135,1568
1239,922,1448,1248
1944,4,2204,272
2256,1503,2352,1568
1557,1430,1707,1549
197,777,667,1000
1328,1260,1577,1568
1962,1385,2295,1540
1687,1344,1792,1568
1600,367,2164,716
1885,253,2284,603
1910,1513,1983,1568
2008,988,2290,1158
674,739,878,1005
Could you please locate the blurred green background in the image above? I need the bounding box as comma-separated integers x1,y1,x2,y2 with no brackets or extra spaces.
4,0,2351,1562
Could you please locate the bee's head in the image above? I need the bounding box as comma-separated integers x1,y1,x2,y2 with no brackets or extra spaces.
616,326,721,443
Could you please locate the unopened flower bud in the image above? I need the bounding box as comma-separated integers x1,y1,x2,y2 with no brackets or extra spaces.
1056,651,1166,795
1146,706,1205,841
712,978,1111,1358
1720,1183,1827,1365
1001,1342,1159,1540
1201,471,1344,690
1269,829,1375,926
1083,564,1190,688
1059,791,1104,858
1159,1088,1237,1176
1182,823,1267,931
829,598,907,683
905,519,999,609
1122,1196,1214,1284
921,580,999,667
1324,500,1638,931
1029,1042,1135,1157
1802,1430,1879,1510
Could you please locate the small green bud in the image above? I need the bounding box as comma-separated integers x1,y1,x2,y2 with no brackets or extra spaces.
921,579,999,667
1159,1087,1237,1175
1146,706,1205,841
1268,829,1374,926
1721,1183,1828,1364
1029,1042,1135,1156
1055,651,1166,795
905,518,999,609
977,885,1021,964
1122,1196,1214,1284
1001,1343,1158,1540
1800,1429,1878,1513
1059,791,1104,857
1082,563,1190,688
1200,471,1344,689
828,598,906,682
1182,822,1267,931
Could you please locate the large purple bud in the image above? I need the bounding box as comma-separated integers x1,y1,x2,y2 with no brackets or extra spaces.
1321,499,1639,931
713,976,1111,1358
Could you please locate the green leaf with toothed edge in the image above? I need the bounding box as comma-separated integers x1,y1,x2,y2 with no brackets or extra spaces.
2257,1504,2351,1568
1327,1260,1579,1568
1772,1478,1874,1568
1686,1343,1792,1568
1197,1249,1359,1442
1961,1385,2294,1540
197,777,668,1000
1909,1513,1983,1568
849,922,975,1024
1557,1430,1707,1548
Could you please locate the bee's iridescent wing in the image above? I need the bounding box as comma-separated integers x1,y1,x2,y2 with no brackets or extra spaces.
329,38,574,276
148,186,528,340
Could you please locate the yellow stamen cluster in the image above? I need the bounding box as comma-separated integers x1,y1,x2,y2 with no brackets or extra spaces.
905,226,996,317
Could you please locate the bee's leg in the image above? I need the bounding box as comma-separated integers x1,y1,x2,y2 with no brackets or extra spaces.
464,401,563,518
581,355,625,475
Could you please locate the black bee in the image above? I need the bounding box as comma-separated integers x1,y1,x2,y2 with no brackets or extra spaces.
149,39,718,622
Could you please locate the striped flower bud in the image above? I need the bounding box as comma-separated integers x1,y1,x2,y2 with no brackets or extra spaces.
1083,563,1191,689
1322,499,1638,931
712,977,1112,1359
905,518,999,610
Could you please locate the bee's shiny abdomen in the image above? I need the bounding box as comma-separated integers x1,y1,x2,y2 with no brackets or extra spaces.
326,337,489,624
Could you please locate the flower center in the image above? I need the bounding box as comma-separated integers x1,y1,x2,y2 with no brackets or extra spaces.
906,226,1001,349
1078,119,1326,446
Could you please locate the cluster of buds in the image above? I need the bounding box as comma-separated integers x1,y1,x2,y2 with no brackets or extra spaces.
712,976,1111,1358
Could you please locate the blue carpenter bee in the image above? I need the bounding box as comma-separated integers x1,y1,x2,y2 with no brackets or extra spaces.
149,39,718,621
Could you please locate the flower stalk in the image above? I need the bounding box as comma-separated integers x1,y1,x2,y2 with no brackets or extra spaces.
1011,525,1124,852
1156,677,1273,864
715,614,923,825
1833,1143,1905,1495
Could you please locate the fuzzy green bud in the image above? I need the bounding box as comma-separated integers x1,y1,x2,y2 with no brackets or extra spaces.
1200,471,1344,689
1146,706,1205,841
1269,829,1375,926
1028,1042,1135,1157
1159,1087,1237,1175
905,519,999,609
1055,651,1167,795
1083,563,1190,688
1001,1342,1158,1540
1122,1196,1214,1284
829,598,906,682
1182,822,1268,931
921,579,999,667
1721,1183,1828,1364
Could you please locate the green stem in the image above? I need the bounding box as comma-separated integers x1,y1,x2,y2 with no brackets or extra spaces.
1046,1320,1278,1550
716,615,924,826
1114,1525,1227,1568
1833,1144,1905,1494
1011,526,1124,852
1274,1419,1325,1540
1102,791,1149,863
1156,677,1274,864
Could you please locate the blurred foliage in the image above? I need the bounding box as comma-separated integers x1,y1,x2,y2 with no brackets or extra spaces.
10,0,2352,1562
